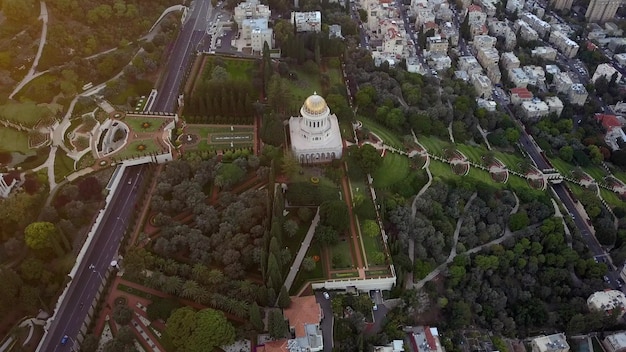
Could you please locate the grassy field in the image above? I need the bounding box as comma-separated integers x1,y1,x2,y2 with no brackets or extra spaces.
0,127,30,153
456,144,489,165
110,79,154,106
549,157,608,182
284,69,323,109
54,149,75,182
492,150,526,172
359,117,404,149
600,188,624,209
115,139,163,160
203,57,255,82
330,240,353,269
0,102,51,126
124,116,171,133
372,153,410,189
418,136,452,156
359,225,384,266
613,170,626,185
583,165,608,182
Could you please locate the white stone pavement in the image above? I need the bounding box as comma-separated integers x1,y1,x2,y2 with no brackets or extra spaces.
283,207,320,292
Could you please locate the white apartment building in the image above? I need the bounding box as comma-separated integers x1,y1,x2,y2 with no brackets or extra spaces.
250,27,273,52
551,0,573,10
473,35,497,50
234,0,271,24
605,22,623,36
516,20,540,41
586,0,622,23
509,68,530,87
548,31,579,58
523,65,546,85
427,35,449,55
506,0,525,13
554,72,573,94
291,11,322,32
521,12,551,37
501,52,521,69
436,5,454,21
477,98,497,111
592,63,623,83
603,332,626,352
486,66,502,84
614,53,626,66
458,55,483,74
522,100,550,120
382,26,407,56
531,334,570,352
471,73,493,98
488,20,509,36
428,54,452,70
531,46,558,60
545,64,560,75
545,96,564,117
609,38,626,53
477,47,500,69
241,18,268,40
476,0,497,16
588,290,626,318
467,5,487,26
441,22,459,47
415,6,436,27
569,83,588,106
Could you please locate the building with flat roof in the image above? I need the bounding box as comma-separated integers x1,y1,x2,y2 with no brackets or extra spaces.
532,46,558,60
473,35,497,49
586,0,622,22
603,332,626,352
592,63,623,83
458,55,483,75
283,296,324,351
477,47,500,69
545,96,564,116
516,20,540,41
588,290,626,318
531,334,570,352
374,340,405,352
569,83,588,106
521,100,550,120
291,11,322,32
509,67,530,87
551,0,573,10
510,87,534,105
409,326,444,352
502,52,521,70
549,31,579,58
472,73,493,98
234,0,271,24
521,12,551,37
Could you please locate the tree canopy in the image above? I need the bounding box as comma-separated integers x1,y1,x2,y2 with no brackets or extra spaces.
165,307,235,352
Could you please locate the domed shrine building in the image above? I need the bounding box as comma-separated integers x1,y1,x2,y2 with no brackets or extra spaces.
288,93,343,164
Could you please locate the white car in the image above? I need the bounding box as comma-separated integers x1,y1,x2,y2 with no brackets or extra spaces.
323,292,330,300
373,304,378,311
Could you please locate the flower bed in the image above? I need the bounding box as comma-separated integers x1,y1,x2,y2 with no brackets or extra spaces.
451,161,470,176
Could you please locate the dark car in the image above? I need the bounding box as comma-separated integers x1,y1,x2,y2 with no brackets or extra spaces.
61,335,69,345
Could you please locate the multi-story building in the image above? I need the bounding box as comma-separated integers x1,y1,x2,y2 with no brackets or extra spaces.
521,100,550,120
250,27,273,52
415,5,436,27
531,334,570,352
382,26,407,56
510,87,534,105
408,327,445,352
473,35,497,50
471,73,493,98
609,38,626,52
554,72,573,93
521,12,551,37
234,0,271,25
569,83,588,106
605,22,624,36
440,22,459,47
516,20,540,41
467,4,487,26
436,5,454,21
501,52,521,70
592,63,623,83
477,0,497,16
477,47,500,69
509,67,530,87
242,18,268,40
531,46,558,60
603,332,626,352
458,55,483,74
546,64,560,75
523,65,546,86
427,35,449,55
586,0,622,22
486,66,502,83
428,54,452,70
506,0,525,13
551,0,573,10
588,290,626,318
291,11,322,32
615,53,626,66
261,296,324,352
549,31,579,58
545,96,564,116
477,98,497,111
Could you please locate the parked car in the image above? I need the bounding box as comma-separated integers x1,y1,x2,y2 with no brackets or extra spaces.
61,335,69,345
323,292,330,300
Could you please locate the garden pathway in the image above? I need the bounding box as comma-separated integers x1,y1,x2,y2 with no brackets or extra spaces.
476,124,492,150
283,208,320,292
341,162,365,270
9,1,48,100
447,193,477,260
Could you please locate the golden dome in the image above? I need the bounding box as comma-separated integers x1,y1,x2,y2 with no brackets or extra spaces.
302,92,329,116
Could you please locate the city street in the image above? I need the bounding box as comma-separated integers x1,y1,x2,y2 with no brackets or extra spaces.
38,165,147,352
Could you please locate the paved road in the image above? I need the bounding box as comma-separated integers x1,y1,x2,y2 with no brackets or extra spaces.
38,165,147,352
283,208,320,292
151,0,214,112
314,291,334,352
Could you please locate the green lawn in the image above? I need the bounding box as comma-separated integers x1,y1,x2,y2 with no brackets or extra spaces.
583,165,608,182
284,212,313,259
124,117,171,133
110,79,154,106
54,149,75,183
418,136,452,156
549,157,607,182
600,188,624,209
0,127,30,153
568,182,587,199
372,153,410,188
330,240,353,269
612,170,626,185
492,150,526,173
115,139,164,160
358,117,404,149
203,57,255,82
359,221,384,267
290,244,325,295
456,144,489,165
284,69,324,109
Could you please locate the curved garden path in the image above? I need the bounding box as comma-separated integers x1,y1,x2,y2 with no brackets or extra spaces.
9,1,48,99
